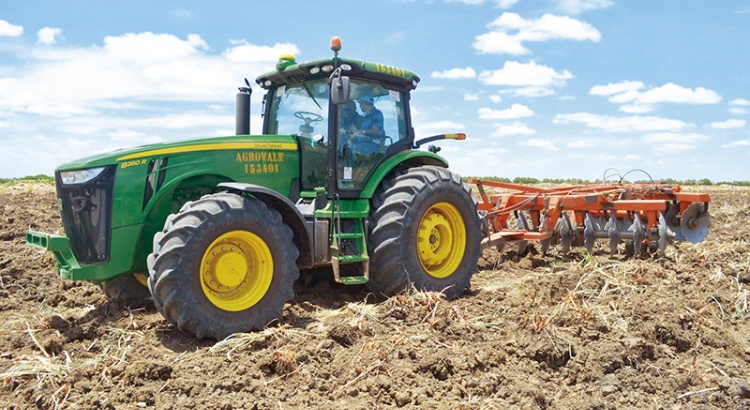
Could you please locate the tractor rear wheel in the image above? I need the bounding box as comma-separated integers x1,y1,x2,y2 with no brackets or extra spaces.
147,192,299,340
101,273,151,303
367,166,482,299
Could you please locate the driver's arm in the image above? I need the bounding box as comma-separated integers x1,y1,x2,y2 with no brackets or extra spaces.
362,110,384,137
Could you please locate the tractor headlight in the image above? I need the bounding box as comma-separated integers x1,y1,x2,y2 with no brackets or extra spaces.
59,167,106,185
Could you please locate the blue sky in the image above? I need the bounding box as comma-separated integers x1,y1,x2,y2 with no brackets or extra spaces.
1,0,749,181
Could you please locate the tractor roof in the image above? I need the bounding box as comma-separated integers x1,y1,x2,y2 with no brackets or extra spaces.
255,55,421,92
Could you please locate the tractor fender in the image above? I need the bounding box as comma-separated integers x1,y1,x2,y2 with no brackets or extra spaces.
359,151,449,199
218,182,313,269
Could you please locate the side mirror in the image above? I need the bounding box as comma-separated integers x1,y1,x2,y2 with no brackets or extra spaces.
330,75,350,105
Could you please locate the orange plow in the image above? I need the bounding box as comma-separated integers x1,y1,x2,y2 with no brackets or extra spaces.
469,179,711,256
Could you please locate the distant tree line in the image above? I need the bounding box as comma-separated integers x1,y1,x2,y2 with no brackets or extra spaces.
467,176,750,186
0,175,55,185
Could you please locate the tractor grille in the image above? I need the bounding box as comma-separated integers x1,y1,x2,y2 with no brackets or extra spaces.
56,166,116,265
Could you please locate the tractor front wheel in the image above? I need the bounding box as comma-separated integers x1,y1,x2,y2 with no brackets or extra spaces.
367,166,482,299
147,192,299,340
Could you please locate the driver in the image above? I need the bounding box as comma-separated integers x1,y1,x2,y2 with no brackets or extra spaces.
348,94,385,158
339,100,362,134
356,94,385,138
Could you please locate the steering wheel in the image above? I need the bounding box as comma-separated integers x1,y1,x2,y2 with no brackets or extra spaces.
294,111,324,124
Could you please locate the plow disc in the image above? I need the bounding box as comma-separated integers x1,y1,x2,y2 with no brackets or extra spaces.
470,179,711,257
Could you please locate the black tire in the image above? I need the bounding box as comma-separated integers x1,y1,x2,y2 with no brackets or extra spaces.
367,166,482,299
101,274,151,303
146,192,299,340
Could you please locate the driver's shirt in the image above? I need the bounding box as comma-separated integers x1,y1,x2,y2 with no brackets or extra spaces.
361,107,385,137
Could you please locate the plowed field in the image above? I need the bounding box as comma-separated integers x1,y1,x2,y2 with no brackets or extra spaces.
1,184,749,409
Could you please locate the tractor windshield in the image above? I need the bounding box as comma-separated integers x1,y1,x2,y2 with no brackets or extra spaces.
267,79,331,190
266,79,330,140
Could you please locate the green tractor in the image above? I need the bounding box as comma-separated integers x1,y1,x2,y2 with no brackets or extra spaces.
27,38,482,340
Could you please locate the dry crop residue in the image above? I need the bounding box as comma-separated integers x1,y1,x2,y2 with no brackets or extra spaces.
1,184,749,409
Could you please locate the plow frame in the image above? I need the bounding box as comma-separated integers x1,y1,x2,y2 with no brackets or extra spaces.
469,179,711,254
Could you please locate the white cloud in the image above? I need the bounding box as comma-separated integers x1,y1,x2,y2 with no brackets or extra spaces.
224,41,299,62
567,140,596,148
463,93,479,101
478,103,534,120
729,98,750,106
624,154,641,161
721,140,750,150
491,121,536,137
554,112,690,132
710,119,746,129
479,60,572,87
590,81,644,96
640,132,709,153
171,8,193,19
0,20,23,37
619,103,654,114
37,27,62,45
0,32,302,177
558,0,614,14
643,132,709,143
519,138,559,151
495,0,519,8
473,32,530,55
608,83,721,105
489,95,503,103
730,107,747,115
0,33,299,117
590,81,722,112
417,120,466,135
431,67,477,79
506,86,555,97
721,140,750,148
473,12,600,55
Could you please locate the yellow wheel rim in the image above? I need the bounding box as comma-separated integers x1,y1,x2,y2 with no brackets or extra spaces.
199,230,273,312
416,202,467,279
133,272,149,287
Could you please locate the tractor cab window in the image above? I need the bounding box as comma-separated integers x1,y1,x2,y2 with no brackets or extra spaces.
337,81,407,190
268,80,329,189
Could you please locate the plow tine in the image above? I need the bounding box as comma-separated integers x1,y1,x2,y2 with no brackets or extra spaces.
539,212,550,255
584,213,595,253
632,214,645,255
658,213,669,256
560,213,572,254
516,211,529,255
608,213,619,256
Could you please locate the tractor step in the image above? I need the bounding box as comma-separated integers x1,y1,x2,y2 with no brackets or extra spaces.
329,204,370,284
331,255,369,285
337,233,365,239
336,276,369,285
335,254,368,263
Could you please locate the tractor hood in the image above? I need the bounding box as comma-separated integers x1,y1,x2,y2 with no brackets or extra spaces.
55,134,299,171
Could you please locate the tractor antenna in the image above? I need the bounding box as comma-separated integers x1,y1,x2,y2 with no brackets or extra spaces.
361,30,374,66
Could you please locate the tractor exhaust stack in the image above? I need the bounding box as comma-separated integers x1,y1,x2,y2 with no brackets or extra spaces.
235,85,252,135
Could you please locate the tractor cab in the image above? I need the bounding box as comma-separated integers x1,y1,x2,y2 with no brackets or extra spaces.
255,38,422,198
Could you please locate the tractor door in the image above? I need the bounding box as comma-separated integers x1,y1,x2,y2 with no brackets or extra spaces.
334,81,410,193
266,80,330,190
